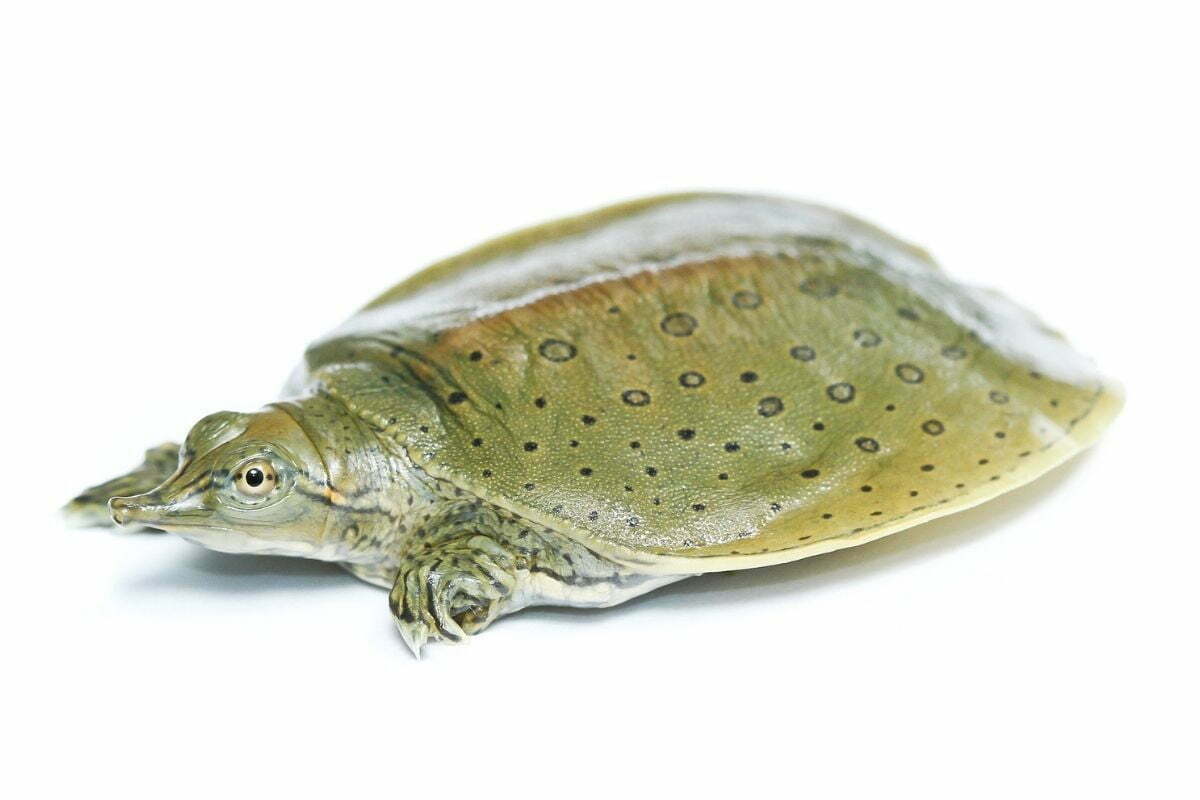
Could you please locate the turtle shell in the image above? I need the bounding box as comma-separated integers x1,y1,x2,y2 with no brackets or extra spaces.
296,193,1121,573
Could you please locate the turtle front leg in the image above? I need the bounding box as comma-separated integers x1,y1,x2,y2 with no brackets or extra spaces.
63,443,181,527
389,503,688,655
389,530,518,654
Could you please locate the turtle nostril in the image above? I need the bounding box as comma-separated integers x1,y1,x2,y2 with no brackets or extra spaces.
108,494,169,528
109,497,132,526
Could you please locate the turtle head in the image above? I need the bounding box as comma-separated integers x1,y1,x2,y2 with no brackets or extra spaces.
109,405,338,558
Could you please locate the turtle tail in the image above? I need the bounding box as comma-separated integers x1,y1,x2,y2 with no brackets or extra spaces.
62,443,181,528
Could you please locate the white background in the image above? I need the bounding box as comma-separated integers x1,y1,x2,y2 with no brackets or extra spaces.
1,2,1195,798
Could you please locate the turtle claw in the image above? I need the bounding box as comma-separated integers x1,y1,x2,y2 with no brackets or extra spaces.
394,617,431,659
64,443,181,528
391,601,467,660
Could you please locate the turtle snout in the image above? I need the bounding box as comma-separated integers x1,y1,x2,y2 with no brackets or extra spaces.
109,495,162,527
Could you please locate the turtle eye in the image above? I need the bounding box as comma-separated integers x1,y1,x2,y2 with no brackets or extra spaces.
234,459,278,498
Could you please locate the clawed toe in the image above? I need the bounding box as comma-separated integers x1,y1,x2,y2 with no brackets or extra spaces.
390,553,512,657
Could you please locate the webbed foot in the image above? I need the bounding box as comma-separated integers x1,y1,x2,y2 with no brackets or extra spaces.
63,443,181,528
389,534,518,656
385,505,689,656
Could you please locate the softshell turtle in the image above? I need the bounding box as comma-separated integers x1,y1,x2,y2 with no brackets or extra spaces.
66,193,1122,654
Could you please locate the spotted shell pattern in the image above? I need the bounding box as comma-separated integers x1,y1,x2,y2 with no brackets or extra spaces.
298,194,1120,572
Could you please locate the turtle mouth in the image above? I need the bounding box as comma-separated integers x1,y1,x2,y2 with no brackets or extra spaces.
108,493,212,529
107,494,298,554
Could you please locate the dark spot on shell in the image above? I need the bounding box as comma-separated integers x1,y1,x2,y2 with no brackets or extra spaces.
660,313,698,337
942,345,967,360
860,485,873,492
854,329,881,347
989,390,1010,404
757,397,784,417
921,464,935,472
579,468,593,476
922,419,945,436
471,437,483,447
718,473,729,480
622,389,651,406
630,441,641,449
468,350,483,361
897,307,920,321
812,421,826,431
447,391,468,405
692,503,706,512
732,290,762,309
679,371,706,388
588,510,599,520
790,345,816,362
646,467,658,476
538,339,577,362
481,469,492,477
724,442,740,452
799,276,838,298
801,469,820,478
855,437,880,453
534,397,546,408
821,513,833,519
580,414,596,425
677,429,695,440
995,431,1007,439
740,371,758,383
827,382,856,403
523,442,538,452
895,363,925,383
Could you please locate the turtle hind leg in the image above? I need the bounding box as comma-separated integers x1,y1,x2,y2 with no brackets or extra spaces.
63,442,181,528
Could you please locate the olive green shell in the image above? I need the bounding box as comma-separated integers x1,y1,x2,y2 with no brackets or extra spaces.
296,193,1121,573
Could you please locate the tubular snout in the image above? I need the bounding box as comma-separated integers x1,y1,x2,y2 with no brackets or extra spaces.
108,493,166,528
